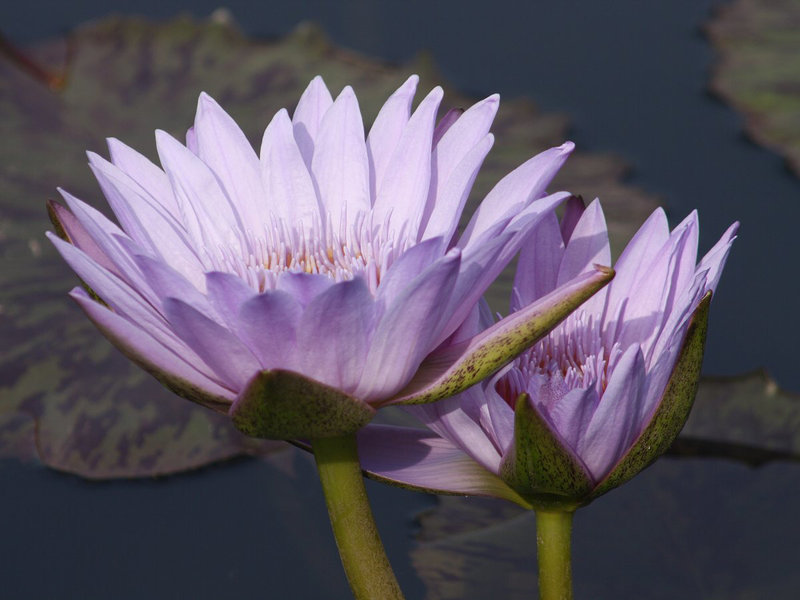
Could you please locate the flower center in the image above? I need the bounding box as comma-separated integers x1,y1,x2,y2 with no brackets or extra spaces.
498,310,623,406
203,212,410,294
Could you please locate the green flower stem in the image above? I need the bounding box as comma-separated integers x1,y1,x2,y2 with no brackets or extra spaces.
535,510,574,600
312,434,405,600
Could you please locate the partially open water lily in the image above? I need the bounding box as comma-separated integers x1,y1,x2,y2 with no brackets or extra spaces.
47,75,611,440
359,198,738,509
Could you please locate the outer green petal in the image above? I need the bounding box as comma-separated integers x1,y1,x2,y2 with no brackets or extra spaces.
589,292,711,500
389,265,614,406
499,393,593,511
230,370,375,440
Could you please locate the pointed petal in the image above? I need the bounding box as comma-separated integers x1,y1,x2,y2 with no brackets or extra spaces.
47,200,119,276
260,108,321,225
70,288,234,408
357,425,530,506
440,191,570,339
292,75,334,167
296,278,375,393
155,130,241,251
458,141,574,247
433,94,498,173
697,221,739,293
556,198,612,318
420,94,499,239
556,198,611,286
407,387,504,474
49,233,159,324
512,210,565,310
164,297,261,391
275,271,334,307
185,126,198,154
237,289,302,371
194,92,265,228
665,211,700,313
533,378,598,451
88,153,205,285
592,293,711,499
107,137,178,219
577,345,647,481
366,75,418,201
603,208,670,325
371,86,442,238
432,108,463,146
390,265,614,405
50,236,217,380
48,195,156,301
559,195,586,243
87,153,157,249
357,251,462,401
420,133,494,245
616,222,694,354
311,86,370,232
375,236,443,307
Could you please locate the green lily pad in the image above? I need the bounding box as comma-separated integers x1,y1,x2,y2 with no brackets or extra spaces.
674,369,800,465
706,0,800,176
0,13,660,479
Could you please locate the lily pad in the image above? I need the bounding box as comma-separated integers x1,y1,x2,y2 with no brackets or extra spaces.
0,13,660,479
674,369,800,465
706,0,800,176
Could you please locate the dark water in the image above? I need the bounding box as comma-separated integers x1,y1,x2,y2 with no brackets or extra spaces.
2,1,799,598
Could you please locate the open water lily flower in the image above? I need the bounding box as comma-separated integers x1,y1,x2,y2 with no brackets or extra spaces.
47,76,612,440
359,198,737,508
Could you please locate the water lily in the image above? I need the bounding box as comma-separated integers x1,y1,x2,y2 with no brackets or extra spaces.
360,197,738,508
360,197,736,599
46,75,616,600
47,75,610,440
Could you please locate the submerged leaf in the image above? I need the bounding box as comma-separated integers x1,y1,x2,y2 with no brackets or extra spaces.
674,369,800,465
707,0,800,176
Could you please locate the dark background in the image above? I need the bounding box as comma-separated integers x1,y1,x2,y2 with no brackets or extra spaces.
2,1,798,598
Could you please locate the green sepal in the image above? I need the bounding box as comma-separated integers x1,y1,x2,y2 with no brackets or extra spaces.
391,266,614,406
230,369,376,440
589,292,711,501
499,393,593,511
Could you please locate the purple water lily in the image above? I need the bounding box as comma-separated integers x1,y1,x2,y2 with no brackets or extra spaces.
360,198,737,507
47,76,612,440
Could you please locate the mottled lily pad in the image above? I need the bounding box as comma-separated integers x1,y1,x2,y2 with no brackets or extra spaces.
0,13,659,479
707,0,800,176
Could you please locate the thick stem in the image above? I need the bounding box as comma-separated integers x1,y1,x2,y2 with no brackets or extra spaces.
536,510,574,600
313,434,405,600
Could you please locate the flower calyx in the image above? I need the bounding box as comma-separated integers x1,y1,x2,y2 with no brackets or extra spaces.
230,370,376,440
